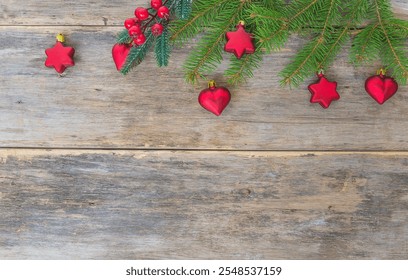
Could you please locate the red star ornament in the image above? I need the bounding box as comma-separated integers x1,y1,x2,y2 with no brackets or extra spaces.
45,34,75,74
225,22,255,59
308,73,340,109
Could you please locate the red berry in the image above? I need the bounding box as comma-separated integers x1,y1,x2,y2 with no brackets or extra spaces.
134,7,149,21
157,6,169,19
124,18,138,29
150,0,163,10
134,33,146,46
128,24,142,37
151,23,164,36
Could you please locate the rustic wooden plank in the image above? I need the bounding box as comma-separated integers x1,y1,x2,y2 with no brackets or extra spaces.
1,26,407,150
0,1,406,26
394,0,408,19
0,149,407,259
0,0,135,26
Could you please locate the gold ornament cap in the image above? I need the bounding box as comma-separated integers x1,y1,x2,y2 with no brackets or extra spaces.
56,33,65,43
377,68,386,76
208,80,217,89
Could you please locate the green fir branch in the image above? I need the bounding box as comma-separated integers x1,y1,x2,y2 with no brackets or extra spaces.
155,28,171,67
318,0,368,69
175,0,193,20
351,23,382,63
116,0,408,87
254,0,322,53
344,0,370,25
117,29,131,44
388,19,408,36
225,51,263,85
374,0,408,84
248,4,285,22
170,0,231,45
260,0,285,10
350,0,408,84
280,0,343,86
318,27,350,69
183,0,245,84
121,31,155,75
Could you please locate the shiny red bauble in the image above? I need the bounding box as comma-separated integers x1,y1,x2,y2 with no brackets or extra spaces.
134,33,147,46
134,7,149,21
365,72,398,104
151,0,163,10
124,18,138,29
198,81,231,116
128,25,142,37
112,43,131,71
157,6,170,18
151,23,164,36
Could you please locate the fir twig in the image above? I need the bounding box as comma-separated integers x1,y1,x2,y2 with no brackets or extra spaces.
318,0,369,69
183,0,245,83
116,0,408,87
155,28,171,67
280,0,342,86
389,20,408,35
256,0,321,53
121,31,155,75
351,23,381,63
350,0,408,84
170,0,231,45
175,0,193,20
374,0,408,83
225,51,263,85
117,29,131,44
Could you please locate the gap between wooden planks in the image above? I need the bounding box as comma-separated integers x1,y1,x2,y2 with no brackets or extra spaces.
2,148,408,157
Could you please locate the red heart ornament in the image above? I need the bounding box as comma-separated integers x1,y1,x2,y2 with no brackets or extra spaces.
365,73,398,104
112,43,131,71
198,81,231,116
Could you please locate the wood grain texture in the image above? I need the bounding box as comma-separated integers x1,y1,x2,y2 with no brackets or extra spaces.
0,26,407,150
0,150,407,259
1,0,408,261
1,1,406,25
394,0,408,19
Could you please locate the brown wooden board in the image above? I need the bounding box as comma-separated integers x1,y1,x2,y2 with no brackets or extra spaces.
0,27,407,150
1,1,406,26
1,0,408,261
0,150,407,259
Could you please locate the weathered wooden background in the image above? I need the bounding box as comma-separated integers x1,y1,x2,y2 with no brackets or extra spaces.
0,0,407,259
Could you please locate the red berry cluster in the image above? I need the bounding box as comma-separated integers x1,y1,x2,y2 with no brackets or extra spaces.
124,0,169,46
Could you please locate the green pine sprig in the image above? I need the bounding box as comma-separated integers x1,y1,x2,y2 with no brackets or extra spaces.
121,30,155,75
350,0,408,84
225,48,263,85
155,28,171,67
117,29,131,44
182,0,246,83
117,0,408,87
175,0,193,20
117,0,191,74
280,0,344,86
170,0,231,46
